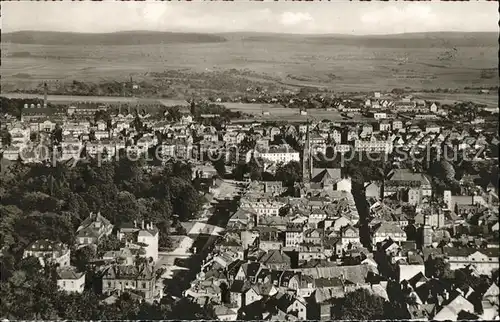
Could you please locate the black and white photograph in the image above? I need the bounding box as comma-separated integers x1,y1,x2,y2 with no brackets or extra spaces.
0,1,498,320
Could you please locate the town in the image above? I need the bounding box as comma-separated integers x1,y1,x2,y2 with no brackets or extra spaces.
0,85,498,320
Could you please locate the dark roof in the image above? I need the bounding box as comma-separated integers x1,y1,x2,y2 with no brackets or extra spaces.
270,270,284,284
103,264,154,280
257,268,272,281
279,271,297,286
57,266,85,280
314,277,343,288
230,279,252,293
26,239,68,253
443,247,499,258
258,250,291,266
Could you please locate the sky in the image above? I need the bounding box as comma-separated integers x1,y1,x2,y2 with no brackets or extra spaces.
2,1,498,35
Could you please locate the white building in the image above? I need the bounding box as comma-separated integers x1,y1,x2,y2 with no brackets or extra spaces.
355,137,393,154
57,266,85,293
255,145,300,164
118,221,159,262
23,239,71,268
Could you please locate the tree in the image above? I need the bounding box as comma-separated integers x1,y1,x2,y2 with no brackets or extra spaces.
71,245,96,272
336,289,385,320
275,161,302,186
425,257,452,279
248,157,263,181
211,154,226,177
0,205,22,250
492,269,499,285
97,234,124,256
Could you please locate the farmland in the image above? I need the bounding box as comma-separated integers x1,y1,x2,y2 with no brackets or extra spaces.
1,31,498,95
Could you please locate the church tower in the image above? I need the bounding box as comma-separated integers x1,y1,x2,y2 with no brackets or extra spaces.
302,120,312,183
422,214,433,249
43,83,48,108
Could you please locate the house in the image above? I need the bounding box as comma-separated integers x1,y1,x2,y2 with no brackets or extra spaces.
235,262,263,282
443,248,499,275
255,144,300,164
310,168,342,189
230,280,261,308
298,245,329,262
180,114,193,124
392,120,404,130
102,263,162,303
425,124,441,134
433,294,475,321
384,169,432,199
23,239,71,268
223,131,246,145
339,225,361,250
373,222,406,245
56,266,85,293
102,247,137,266
285,224,304,247
118,221,159,262
184,279,222,304
258,250,291,270
354,136,393,154
271,292,307,320
481,283,499,320
193,163,218,180
76,212,114,246
2,146,21,160
365,182,381,199
398,264,426,284
263,181,284,196
303,228,323,245
379,120,391,132
67,104,106,117
213,304,239,321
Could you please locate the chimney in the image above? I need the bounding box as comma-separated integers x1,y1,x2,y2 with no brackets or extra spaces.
43,82,48,107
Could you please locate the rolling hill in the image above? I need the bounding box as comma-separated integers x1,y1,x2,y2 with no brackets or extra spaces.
234,31,498,48
2,30,227,45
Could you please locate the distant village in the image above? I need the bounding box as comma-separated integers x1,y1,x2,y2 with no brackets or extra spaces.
0,87,498,321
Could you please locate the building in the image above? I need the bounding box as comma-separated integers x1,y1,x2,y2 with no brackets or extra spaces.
392,120,404,131
379,121,391,132
339,225,361,250
214,304,239,321
384,169,432,199
118,221,159,262
373,222,406,245
23,239,71,268
443,248,499,275
67,104,106,117
76,212,114,246
56,266,85,293
286,224,304,247
255,144,300,164
370,112,387,120
230,280,260,309
355,136,393,153
102,263,162,303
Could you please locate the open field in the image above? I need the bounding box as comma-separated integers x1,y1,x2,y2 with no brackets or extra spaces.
413,92,498,108
1,32,498,93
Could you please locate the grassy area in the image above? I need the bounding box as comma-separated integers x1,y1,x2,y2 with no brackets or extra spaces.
2,34,498,93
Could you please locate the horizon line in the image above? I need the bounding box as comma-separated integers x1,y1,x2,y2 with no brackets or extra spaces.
3,29,498,37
